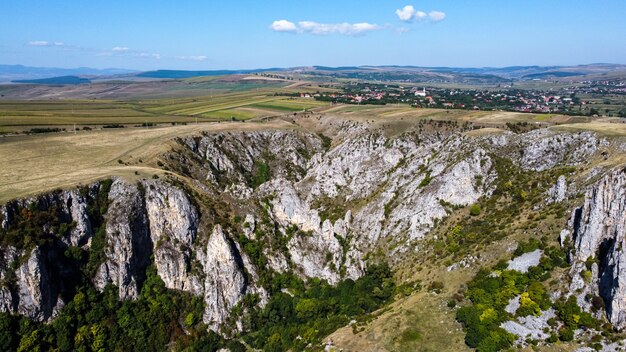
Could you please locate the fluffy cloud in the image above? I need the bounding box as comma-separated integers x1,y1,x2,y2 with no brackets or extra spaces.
429,11,446,22
28,41,65,47
395,5,445,22
395,5,416,22
270,20,382,36
112,46,129,52
270,20,298,32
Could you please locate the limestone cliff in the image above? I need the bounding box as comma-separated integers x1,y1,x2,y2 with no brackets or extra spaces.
561,169,626,329
1,120,625,340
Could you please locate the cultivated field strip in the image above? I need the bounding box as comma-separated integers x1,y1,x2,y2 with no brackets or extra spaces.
0,90,328,130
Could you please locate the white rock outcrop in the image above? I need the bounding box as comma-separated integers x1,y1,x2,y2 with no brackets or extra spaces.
145,181,201,293
94,179,151,300
562,169,626,329
198,225,249,331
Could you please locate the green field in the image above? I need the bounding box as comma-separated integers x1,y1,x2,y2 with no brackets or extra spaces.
249,99,329,112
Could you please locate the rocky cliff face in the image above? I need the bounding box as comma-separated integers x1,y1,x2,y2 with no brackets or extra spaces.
0,178,265,332
145,180,201,293
1,119,624,337
94,179,151,300
562,169,626,329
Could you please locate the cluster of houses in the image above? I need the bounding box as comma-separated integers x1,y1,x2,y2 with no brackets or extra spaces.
310,79,625,116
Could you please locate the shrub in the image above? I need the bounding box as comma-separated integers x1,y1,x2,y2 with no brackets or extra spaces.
558,327,574,341
241,263,395,351
591,296,605,312
251,161,270,188
317,133,332,151
428,281,444,294
469,204,481,216
418,172,432,188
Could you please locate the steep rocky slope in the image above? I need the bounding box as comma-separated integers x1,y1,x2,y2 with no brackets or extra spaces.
1,117,625,350
563,169,626,329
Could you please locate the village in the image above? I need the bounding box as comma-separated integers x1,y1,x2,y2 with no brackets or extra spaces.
312,80,626,117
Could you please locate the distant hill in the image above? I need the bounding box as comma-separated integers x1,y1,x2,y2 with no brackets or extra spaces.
312,66,367,71
2,63,625,84
0,65,136,82
136,68,285,79
468,64,626,79
12,76,91,85
522,71,586,79
299,64,626,82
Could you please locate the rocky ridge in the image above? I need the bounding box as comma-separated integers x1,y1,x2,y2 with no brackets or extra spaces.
1,119,625,340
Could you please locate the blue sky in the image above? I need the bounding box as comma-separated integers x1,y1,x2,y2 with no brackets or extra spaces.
1,0,625,70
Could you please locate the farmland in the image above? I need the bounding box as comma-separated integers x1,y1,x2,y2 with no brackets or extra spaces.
0,88,330,133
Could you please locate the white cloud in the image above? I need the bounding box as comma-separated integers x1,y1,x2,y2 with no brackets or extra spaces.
175,55,208,61
270,20,298,32
396,27,410,34
300,21,381,36
29,41,49,46
271,20,382,36
136,52,161,59
28,41,65,47
429,11,446,22
393,6,445,23
395,5,416,22
97,46,165,60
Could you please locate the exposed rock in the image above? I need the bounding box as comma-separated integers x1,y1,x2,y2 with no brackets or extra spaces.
94,179,151,300
242,214,256,239
0,205,9,231
519,130,603,171
197,225,248,332
61,188,95,247
562,169,626,330
0,186,97,247
0,246,17,312
501,308,556,342
507,250,543,273
144,180,201,293
548,175,568,203
505,295,521,315
267,179,346,283
15,248,54,321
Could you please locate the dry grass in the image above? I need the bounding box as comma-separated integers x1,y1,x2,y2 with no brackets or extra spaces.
553,121,626,136
0,120,293,203
328,291,469,352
